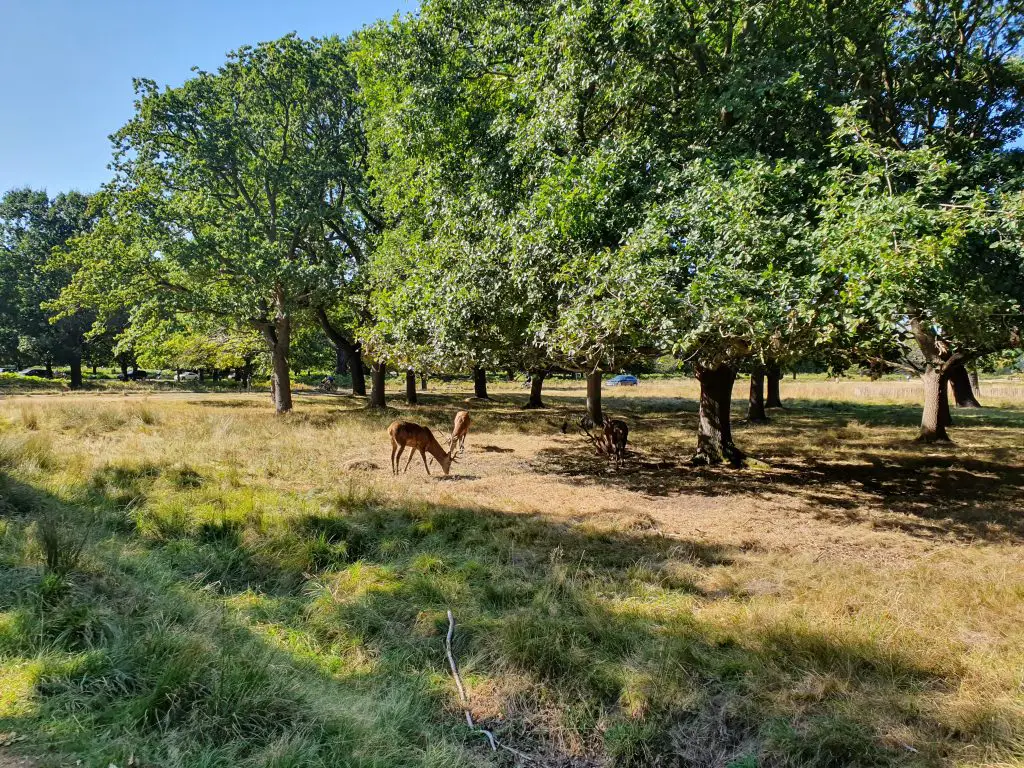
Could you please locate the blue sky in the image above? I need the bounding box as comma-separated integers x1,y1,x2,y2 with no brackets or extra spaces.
0,0,415,195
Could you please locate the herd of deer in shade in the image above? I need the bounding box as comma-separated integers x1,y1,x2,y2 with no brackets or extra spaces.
388,410,629,476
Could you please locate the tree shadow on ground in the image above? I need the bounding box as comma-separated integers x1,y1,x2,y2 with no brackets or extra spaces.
532,402,1024,544
0,467,1006,767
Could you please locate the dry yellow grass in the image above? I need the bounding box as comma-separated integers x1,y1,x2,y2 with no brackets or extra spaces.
0,376,1022,767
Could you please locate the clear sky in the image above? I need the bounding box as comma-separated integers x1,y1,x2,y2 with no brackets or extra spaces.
0,0,415,196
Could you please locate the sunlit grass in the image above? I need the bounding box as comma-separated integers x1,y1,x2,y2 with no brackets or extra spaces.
0,380,1021,767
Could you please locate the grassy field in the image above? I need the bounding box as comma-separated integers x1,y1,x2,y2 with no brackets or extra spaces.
0,377,1022,767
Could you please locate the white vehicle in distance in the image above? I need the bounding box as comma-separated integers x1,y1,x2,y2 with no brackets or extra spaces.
175,371,201,382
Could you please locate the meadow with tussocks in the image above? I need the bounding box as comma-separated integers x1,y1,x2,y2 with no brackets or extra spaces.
0,379,1022,768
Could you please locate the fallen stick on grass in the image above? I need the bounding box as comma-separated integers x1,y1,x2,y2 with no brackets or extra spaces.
444,609,533,762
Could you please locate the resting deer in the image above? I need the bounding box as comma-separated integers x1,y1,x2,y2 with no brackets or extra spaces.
446,410,471,456
388,420,457,476
569,415,629,465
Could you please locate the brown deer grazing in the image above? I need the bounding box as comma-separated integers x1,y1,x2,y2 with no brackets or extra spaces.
388,420,457,476
446,410,471,456
569,414,629,465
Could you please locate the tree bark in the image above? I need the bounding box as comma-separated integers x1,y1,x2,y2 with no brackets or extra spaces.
918,366,952,442
314,307,364,396
968,368,981,396
92,364,97,375
586,370,603,424
349,345,366,396
370,362,387,409
948,362,982,408
45,361,53,378
693,364,745,466
473,366,489,399
261,312,293,414
335,344,349,376
119,358,129,380
69,355,83,390
405,369,417,405
747,369,768,423
420,374,428,391
525,369,547,409
766,363,783,408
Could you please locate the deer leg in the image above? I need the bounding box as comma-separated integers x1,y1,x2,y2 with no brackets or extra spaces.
422,448,431,475
391,441,399,474
403,449,416,473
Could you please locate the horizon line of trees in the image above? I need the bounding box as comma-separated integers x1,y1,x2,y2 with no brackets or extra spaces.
4,0,1024,464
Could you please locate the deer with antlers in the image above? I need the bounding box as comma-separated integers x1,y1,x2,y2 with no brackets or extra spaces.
388,420,458,476
564,414,629,465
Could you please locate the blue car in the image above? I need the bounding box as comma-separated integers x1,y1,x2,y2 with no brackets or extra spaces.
607,374,639,386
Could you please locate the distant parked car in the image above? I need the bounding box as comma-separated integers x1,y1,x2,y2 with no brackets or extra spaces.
175,371,200,382
117,369,149,381
607,374,639,387
18,367,50,378
0,366,16,374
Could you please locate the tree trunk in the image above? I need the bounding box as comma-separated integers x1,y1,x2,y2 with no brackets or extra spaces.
969,368,981,396
948,362,982,408
586,370,603,424
91,364,97,375
766,363,783,408
370,362,387,408
45,361,53,378
405,369,417,405
693,364,745,466
919,366,952,442
198,369,204,383
747,369,768,423
525,369,547,409
314,307,364,396
473,366,489,399
119,359,129,379
350,345,367,396
506,368,515,382
69,355,83,390
261,313,293,414
420,374,428,391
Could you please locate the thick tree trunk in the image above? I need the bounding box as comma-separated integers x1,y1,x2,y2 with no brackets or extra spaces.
370,362,387,408
405,369,417,405
314,307,364,396
349,345,366,396
919,366,952,442
420,374,428,391
506,368,516,382
586,370,603,424
119,359,129,379
473,366,489,399
525,369,547,409
198,369,205,383
748,369,768,423
968,368,981,396
91,364,97,375
45,361,53,378
261,312,293,414
69,355,83,390
693,364,745,466
948,362,982,408
766,363,783,408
